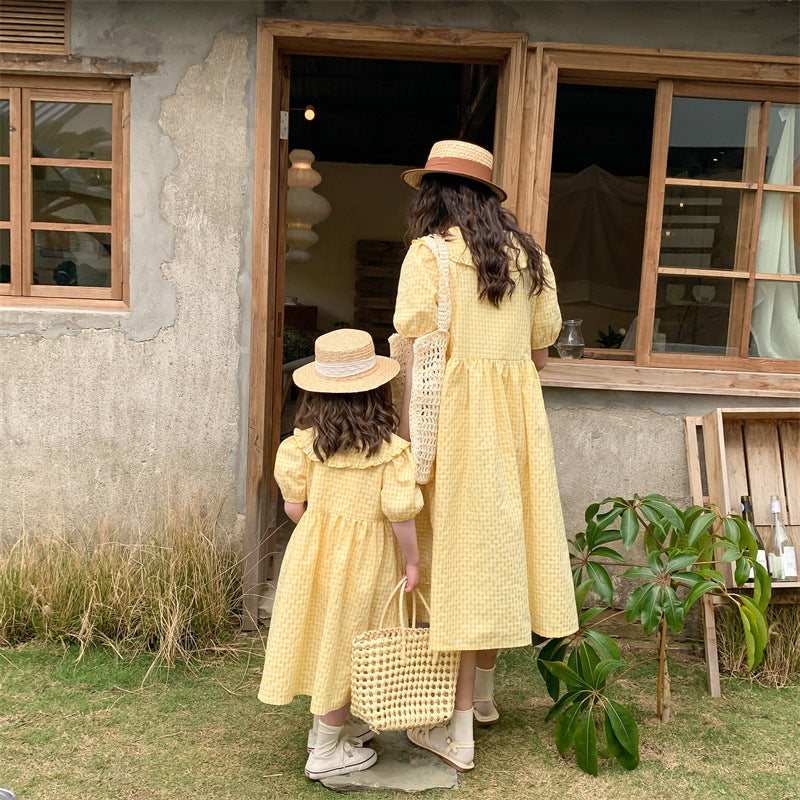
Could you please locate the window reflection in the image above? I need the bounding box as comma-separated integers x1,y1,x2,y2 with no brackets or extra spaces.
32,102,112,161
32,230,111,287
32,165,111,225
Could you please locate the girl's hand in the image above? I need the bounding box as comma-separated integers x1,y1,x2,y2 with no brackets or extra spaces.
404,562,420,592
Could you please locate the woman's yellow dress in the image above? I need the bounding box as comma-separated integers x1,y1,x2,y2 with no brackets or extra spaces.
258,429,423,715
394,227,578,651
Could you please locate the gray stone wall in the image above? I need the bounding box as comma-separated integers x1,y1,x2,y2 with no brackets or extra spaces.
0,1,796,538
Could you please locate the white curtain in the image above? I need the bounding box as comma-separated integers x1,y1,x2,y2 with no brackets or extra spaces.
751,106,800,360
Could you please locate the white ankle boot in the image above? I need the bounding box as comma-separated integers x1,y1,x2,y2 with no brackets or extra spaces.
304,721,377,780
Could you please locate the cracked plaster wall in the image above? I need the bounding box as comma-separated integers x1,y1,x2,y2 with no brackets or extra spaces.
0,1,797,539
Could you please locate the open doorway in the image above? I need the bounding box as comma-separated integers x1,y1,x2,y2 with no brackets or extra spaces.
261,55,499,621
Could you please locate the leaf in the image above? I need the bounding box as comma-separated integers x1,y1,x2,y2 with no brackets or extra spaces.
596,507,623,530
622,566,657,581
739,595,768,669
752,561,772,613
586,562,614,606
625,583,655,622
589,546,626,563
670,571,705,587
575,642,601,684
662,586,684,632
555,698,587,756
646,550,665,573
537,641,568,700
687,512,716,547
574,708,599,776
592,528,625,547
738,607,757,671
719,546,740,564
604,699,640,762
734,556,751,587
645,499,685,535
592,658,627,688
620,508,639,548
641,585,663,635
722,516,741,547
545,689,585,722
665,553,697,573
603,713,639,770
580,606,605,625
573,579,594,612
682,580,718,612
733,515,756,558
585,503,601,525
698,568,726,584
541,659,589,689
583,628,621,661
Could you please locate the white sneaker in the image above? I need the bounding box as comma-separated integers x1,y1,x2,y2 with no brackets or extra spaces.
307,716,375,751
304,738,377,780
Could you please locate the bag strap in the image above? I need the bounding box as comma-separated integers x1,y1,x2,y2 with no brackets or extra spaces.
377,576,434,630
421,233,452,333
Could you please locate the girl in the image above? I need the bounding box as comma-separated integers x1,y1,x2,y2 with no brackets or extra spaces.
258,328,422,781
394,140,579,771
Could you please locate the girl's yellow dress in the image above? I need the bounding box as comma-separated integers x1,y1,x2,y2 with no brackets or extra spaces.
258,428,423,715
394,227,579,652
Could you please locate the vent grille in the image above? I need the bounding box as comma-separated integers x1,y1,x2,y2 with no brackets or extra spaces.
0,1,69,54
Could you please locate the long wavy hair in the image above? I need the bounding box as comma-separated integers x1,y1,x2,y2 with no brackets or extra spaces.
294,384,398,461
407,173,547,306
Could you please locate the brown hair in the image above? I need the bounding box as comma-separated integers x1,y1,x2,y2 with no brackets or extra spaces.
407,173,548,306
294,384,398,462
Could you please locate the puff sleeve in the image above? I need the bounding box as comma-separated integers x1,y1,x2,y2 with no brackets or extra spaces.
393,239,439,339
273,436,308,504
381,448,424,523
530,253,563,351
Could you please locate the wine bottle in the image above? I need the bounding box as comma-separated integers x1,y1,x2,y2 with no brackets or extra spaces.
770,495,797,581
741,496,767,580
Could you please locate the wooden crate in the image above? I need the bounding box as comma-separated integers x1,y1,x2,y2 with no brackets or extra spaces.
684,407,800,696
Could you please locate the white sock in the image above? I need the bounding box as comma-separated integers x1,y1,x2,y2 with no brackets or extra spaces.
311,714,320,735
314,721,343,759
474,666,495,700
450,708,473,744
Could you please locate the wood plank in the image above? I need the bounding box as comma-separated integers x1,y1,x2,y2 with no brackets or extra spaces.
529,52,557,244
702,408,735,585
20,87,31,297
0,54,157,77
29,222,112,232
762,184,800,193
684,417,705,505
779,420,800,526
722,420,748,508
9,86,22,296
664,177,758,191
0,295,127,310
743,420,785,525
672,80,800,103
120,84,130,307
111,90,123,302
516,47,541,234
754,273,800,283
647,351,800,374
701,595,722,698
28,285,115,300
538,361,800,398
30,157,113,168
657,267,749,279
636,79,672,367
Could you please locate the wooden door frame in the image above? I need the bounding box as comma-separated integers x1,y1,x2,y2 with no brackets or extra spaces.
243,18,528,627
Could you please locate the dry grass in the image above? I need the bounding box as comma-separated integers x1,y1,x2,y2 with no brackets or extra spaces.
716,603,800,687
0,499,242,666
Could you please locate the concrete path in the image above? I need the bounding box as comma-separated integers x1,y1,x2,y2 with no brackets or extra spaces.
321,731,459,793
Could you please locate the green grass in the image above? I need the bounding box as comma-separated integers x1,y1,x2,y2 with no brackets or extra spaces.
1,641,798,800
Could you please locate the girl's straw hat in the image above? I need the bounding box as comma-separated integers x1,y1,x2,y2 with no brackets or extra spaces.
401,139,507,201
293,328,399,394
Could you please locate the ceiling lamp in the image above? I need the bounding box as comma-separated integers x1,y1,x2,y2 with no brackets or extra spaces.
286,149,331,263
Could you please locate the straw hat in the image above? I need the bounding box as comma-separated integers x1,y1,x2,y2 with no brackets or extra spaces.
293,328,399,394
401,139,507,201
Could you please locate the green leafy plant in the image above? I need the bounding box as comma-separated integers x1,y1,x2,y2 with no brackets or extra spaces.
537,494,770,775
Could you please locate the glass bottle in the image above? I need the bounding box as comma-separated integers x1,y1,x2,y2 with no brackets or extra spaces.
556,319,584,359
741,496,767,579
770,495,797,581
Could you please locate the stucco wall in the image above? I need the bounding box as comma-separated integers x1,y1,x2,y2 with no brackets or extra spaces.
0,1,797,539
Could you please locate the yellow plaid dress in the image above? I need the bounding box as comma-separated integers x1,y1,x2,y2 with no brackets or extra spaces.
258,428,423,715
394,227,578,651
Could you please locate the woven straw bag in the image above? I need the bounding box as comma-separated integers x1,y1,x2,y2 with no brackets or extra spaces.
389,233,451,484
350,578,460,732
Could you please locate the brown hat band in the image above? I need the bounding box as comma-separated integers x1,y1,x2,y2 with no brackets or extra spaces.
424,156,493,184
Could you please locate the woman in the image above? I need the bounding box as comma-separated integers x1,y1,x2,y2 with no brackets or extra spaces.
393,140,578,771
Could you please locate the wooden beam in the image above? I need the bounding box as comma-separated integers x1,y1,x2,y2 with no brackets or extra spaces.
0,53,158,77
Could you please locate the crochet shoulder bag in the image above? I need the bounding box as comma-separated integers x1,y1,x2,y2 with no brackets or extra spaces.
350,578,460,732
389,233,451,484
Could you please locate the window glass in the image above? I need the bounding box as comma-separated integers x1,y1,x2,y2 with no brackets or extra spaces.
0,229,9,284
659,186,745,270
32,165,111,225
32,102,112,161
546,84,655,355
667,98,759,182
0,99,8,157
0,164,8,221
765,104,799,186
32,230,111,287
654,275,740,355
750,278,800,360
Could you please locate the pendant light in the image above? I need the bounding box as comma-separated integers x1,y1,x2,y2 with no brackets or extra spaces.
285,149,331,263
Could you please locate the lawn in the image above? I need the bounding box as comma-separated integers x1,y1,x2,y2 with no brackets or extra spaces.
1,638,798,800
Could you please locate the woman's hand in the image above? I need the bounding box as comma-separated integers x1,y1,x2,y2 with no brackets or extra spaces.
532,347,548,371
404,561,420,592
284,501,306,524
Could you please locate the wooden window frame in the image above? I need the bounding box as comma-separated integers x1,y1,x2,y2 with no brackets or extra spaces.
0,74,130,309
520,44,800,397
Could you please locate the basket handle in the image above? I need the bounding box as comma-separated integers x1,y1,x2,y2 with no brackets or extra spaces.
377,577,433,630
